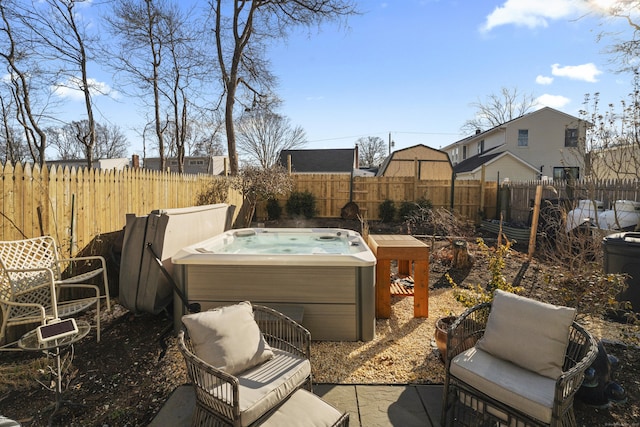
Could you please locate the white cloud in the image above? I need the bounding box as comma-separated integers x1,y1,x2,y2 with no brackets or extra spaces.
536,75,554,85
481,0,583,32
536,93,571,109
53,76,118,100
551,63,602,82
480,0,628,33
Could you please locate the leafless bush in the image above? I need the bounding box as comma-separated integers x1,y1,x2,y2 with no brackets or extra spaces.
195,177,230,205
231,164,294,226
537,203,631,322
411,207,475,238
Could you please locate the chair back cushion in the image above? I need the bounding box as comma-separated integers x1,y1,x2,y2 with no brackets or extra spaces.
476,290,576,379
182,301,274,375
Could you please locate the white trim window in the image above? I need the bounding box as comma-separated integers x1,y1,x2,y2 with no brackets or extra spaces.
518,129,529,147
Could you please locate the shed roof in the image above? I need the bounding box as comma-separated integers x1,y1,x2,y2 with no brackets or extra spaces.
278,148,356,173
377,144,450,176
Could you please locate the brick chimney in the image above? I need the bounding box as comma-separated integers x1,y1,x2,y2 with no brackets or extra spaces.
132,154,140,169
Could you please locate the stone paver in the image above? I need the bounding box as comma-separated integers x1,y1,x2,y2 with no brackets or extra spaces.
417,385,444,427
151,384,444,427
314,384,360,426
357,385,429,427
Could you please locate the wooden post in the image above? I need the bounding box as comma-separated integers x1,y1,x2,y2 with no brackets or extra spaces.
480,165,486,222
528,185,543,260
413,157,419,200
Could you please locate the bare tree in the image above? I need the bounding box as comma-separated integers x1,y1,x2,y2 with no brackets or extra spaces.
581,91,639,180
188,111,226,157
593,1,640,74
461,87,538,134
236,111,306,168
105,0,170,171
356,136,386,168
25,0,101,168
209,0,358,175
106,0,216,173
157,3,214,172
47,120,129,161
0,1,49,166
93,122,130,159
0,94,28,163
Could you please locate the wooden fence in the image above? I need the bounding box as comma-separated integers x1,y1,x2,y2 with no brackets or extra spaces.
17,163,632,260
503,178,640,223
0,162,235,257
258,174,499,222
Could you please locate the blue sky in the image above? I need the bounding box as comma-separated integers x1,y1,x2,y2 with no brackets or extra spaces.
50,0,637,157
264,0,635,152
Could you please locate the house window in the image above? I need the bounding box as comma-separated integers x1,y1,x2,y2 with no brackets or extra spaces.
565,128,579,147
477,140,484,154
462,146,467,160
553,166,579,181
518,129,528,146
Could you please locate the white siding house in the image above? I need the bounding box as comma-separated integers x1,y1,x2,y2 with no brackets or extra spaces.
442,107,587,181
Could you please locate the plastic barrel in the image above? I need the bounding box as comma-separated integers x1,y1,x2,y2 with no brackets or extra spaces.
602,232,640,312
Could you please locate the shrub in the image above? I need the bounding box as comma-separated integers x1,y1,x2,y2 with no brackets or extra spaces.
399,197,433,221
286,191,316,218
266,198,282,220
446,238,523,309
195,177,229,205
378,199,396,222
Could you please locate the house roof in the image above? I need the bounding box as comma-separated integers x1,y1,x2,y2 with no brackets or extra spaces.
453,146,540,175
376,144,449,176
453,146,504,173
442,106,584,151
279,148,356,173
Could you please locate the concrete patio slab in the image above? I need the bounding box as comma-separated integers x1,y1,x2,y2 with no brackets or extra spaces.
150,384,444,427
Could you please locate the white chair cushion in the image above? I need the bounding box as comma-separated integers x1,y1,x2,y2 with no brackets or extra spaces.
260,389,344,427
236,348,312,426
476,289,575,379
451,347,556,424
182,301,273,375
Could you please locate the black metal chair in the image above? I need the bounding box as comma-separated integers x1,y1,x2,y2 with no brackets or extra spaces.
441,299,598,427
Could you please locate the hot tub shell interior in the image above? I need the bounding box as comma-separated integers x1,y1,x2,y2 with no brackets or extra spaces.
172,228,376,341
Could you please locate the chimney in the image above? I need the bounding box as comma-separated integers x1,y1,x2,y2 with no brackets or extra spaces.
132,154,140,169
475,129,481,135
354,144,359,169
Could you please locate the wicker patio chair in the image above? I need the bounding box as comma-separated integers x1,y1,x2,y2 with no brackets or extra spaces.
441,291,598,427
0,236,109,347
178,304,316,426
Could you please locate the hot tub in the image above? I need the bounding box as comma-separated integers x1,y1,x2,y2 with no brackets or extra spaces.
172,228,376,341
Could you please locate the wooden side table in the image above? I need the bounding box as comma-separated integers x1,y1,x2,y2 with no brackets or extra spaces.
367,235,429,319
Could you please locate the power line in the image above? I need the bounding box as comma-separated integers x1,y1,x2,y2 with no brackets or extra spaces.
307,130,462,144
